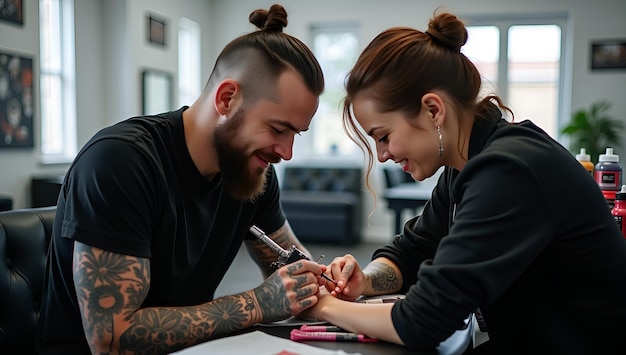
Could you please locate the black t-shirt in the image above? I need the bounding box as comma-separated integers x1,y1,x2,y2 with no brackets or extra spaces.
36,107,286,354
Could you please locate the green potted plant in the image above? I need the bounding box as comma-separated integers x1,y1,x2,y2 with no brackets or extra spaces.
561,100,624,164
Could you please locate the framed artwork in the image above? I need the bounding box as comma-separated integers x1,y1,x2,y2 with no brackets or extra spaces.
0,0,23,26
147,14,166,47
0,50,34,148
142,69,172,115
591,40,626,70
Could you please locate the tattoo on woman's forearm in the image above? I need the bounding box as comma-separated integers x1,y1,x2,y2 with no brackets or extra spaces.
367,262,399,292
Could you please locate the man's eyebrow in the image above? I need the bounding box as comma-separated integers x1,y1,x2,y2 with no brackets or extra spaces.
270,119,309,133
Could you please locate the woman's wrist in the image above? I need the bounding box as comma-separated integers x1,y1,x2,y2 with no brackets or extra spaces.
362,272,375,295
315,293,339,320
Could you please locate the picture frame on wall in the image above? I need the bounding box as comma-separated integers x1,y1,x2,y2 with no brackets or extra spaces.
0,50,34,148
0,0,24,26
147,13,166,47
591,40,626,70
142,69,172,115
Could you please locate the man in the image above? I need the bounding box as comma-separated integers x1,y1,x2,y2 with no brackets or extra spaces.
36,4,325,354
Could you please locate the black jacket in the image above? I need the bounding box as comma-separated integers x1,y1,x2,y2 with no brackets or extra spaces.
375,104,626,354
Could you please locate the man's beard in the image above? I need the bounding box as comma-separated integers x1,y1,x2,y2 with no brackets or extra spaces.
214,109,275,201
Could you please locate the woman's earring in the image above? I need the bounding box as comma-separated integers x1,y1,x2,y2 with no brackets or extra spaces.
437,126,444,157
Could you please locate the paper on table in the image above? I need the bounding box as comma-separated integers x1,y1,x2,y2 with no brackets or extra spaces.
169,330,361,355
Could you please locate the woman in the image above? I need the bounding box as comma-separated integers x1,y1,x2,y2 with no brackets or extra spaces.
305,11,626,354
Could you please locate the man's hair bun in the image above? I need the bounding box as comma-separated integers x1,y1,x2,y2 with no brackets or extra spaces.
249,4,288,33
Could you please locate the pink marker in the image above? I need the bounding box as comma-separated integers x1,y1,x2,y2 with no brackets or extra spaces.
290,329,378,343
299,324,345,332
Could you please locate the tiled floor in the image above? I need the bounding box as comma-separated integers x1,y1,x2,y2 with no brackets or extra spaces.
214,241,383,297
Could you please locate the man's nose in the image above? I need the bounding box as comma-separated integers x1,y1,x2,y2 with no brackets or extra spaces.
274,135,295,161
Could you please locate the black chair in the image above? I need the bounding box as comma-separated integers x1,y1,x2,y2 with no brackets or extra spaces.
280,166,363,244
0,195,12,212
382,167,431,235
30,175,64,208
382,166,415,188
0,207,56,354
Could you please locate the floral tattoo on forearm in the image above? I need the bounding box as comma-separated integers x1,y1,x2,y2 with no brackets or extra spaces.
73,243,264,354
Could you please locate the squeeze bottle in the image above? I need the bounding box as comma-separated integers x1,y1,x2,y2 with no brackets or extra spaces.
595,148,622,191
575,148,594,174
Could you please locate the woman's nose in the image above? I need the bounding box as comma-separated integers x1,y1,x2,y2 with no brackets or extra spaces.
378,149,391,163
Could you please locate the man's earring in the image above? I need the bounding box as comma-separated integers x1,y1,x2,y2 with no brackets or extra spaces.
437,126,443,157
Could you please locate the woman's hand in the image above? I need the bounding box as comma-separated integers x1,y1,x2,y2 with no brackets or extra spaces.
324,254,368,301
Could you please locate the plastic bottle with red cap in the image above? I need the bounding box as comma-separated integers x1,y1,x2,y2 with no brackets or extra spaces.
611,184,626,239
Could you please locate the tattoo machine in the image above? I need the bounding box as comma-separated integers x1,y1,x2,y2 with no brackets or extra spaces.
249,225,336,284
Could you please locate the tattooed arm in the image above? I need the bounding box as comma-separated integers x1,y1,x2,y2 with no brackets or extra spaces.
325,255,403,301
73,241,322,354
244,221,314,278
362,258,403,294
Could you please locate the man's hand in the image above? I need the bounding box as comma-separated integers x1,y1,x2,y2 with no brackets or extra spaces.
298,285,335,320
252,259,324,323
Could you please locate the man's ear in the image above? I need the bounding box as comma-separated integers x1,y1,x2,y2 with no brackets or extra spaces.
422,92,446,127
214,79,240,115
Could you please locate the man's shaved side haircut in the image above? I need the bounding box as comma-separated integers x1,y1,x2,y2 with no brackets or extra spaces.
203,4,324,108
208,48,283,107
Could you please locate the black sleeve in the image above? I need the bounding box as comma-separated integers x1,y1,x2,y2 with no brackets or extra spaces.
372,168,454,292
392,155,553,349
61,137,162,257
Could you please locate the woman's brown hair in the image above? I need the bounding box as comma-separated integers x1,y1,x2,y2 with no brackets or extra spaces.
342,11,510,200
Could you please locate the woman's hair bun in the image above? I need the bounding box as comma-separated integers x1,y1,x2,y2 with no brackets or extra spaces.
426,12,468,52
249,4,288,33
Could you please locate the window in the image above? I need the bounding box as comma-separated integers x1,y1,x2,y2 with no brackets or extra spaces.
39,0,76,163
178,17,201,107
310,23,360,156
463,16,567,138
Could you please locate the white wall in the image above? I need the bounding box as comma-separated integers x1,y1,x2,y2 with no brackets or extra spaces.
0,0,65,208
0,0,214,210
100,0,214,127
0,0,625,242
210,0,626,242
